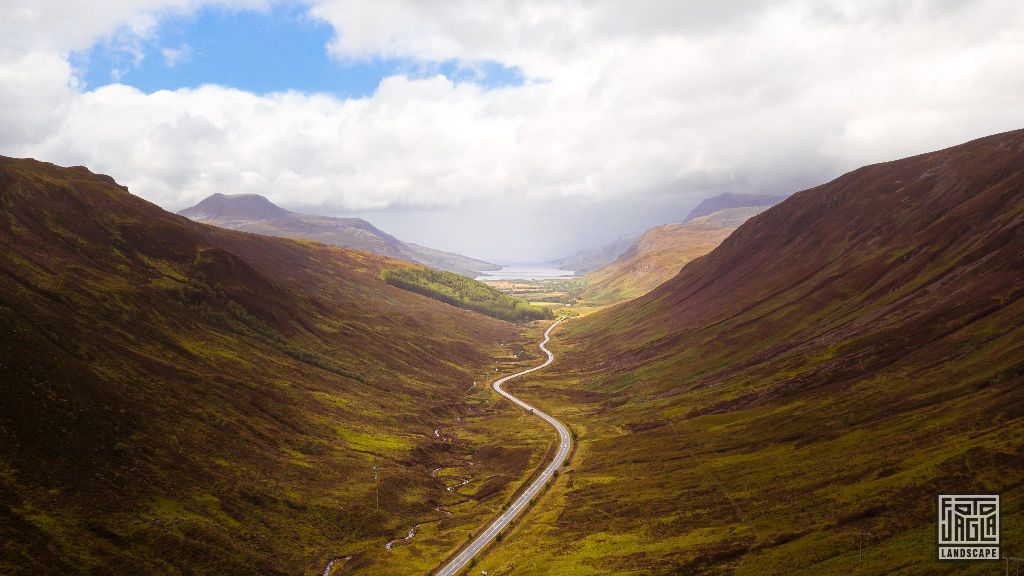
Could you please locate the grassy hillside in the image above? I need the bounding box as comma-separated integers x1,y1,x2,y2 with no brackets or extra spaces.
469,130,1024,574
382,266,554,322
0,157,553,575
581,207,768,305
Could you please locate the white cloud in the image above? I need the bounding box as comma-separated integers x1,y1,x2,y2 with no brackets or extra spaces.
161,43,192,67
2,0,1024,252
0,52,77,147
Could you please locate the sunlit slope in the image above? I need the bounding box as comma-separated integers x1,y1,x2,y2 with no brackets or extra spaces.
382,266,553,321
581,207,766,304
477,130,1024,574
0,157,533,575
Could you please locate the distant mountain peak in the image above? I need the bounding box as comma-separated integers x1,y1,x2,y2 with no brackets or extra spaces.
684,192,788,221
177,193,498,276
179,193,291,221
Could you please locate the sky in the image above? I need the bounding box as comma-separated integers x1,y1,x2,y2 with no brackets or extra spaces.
3,1,1024,262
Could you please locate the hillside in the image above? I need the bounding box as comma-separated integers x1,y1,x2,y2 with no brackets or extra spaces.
553,193,783,276
551,233,640,274
403,242,503,279
0,158,551,575
683,191,787,221
581,206,767,304
382,266,553,322
180,193,498,276
472,130,1024,574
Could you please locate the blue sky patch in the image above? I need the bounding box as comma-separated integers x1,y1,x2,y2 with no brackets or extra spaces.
71,3,525,98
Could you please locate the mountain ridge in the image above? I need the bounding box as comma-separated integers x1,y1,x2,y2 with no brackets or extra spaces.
179,193,498,276
683,191,787,221
554,194,787,275
580,206,767,304
551,233,640,274
179,192,292,220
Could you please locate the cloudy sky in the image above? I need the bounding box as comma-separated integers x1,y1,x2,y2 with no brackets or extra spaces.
3,1,1024,262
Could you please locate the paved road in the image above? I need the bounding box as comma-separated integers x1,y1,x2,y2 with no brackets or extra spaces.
434,317,569,576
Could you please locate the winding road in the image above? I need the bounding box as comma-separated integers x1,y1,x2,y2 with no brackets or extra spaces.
435,317,569,576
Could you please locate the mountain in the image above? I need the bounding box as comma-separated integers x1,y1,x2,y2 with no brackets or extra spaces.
0,157,547,575
581,206,767,304
554,194,785,275
688,204,770,228
179,193,498,276
551,233,640,274
473,130,1024,574
683,191,787,221
178,192,290,220
402,242,502,278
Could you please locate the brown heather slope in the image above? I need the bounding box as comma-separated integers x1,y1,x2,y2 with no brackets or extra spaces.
473,130,1024,574
0,157,548,575
581,206,767,305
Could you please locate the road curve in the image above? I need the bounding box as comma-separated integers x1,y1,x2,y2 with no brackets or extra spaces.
434,317,569,576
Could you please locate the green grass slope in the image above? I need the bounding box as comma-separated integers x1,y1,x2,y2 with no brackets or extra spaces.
471,129,1024,574
382,266,553,322
0,157,550,575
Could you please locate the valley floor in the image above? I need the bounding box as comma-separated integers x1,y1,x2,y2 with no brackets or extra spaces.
465,331,1024,575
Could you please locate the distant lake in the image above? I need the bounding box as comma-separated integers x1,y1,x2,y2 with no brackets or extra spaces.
476,265,576,281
